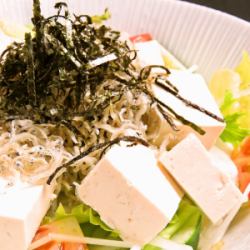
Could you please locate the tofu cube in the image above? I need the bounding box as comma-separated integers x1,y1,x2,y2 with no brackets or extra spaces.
197,147,242,249
77,144,183,245
209,146,238,183
134,40,165,69
159,133,243,224
0,179,52,250
151,70,225,149
134,39,186,70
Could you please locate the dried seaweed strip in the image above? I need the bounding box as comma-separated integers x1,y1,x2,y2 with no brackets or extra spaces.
47,135,149,184
25,33,37,105
154,96,205,135
154,77,224,122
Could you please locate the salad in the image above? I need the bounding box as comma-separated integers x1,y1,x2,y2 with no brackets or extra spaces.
0,1,249,250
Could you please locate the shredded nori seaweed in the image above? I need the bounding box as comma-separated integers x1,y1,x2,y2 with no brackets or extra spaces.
0,0,134,125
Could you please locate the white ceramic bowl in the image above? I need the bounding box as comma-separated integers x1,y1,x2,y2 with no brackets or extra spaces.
0,0,250,81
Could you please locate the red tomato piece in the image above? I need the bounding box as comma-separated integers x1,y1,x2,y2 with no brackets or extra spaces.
232,136,250,195
62,242,87,250
241,136,250,155
238,172,250,192
130,33,152,43
32,223,88,250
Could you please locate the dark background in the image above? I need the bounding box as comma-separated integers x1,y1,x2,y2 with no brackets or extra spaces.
183,0,250,21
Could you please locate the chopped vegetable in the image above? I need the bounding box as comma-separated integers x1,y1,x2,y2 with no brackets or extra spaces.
44,203,120,239
219,92,250,146
220,91,238,115
209,69,241,105
231,136,250,194
91,9,111,24
32,217,88,250
31,233,132,250
160,199,202,250
145,237,193,250
238,94,250,129
33,206,131,250
130,33,152,43
143,199,202,250
220,113,250,146
209,52,250,132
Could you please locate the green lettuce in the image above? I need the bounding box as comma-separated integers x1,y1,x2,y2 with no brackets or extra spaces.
91,9,111,24
43,203,120,239
44,200,202,250
220,91,250,145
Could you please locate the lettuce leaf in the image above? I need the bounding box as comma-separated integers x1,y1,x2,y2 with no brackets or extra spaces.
219,91,250,145
43,203,120,239
143,244,161,250
91,9,111,24
209,52,250,136
220,91,237,114
42,204,124,250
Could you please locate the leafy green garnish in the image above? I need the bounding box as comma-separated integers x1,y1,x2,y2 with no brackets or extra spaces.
44,203,120,239
220,91,250,145
143,244,161,250
220,113,250,145
220,91,237,114
91,9,111,24
43,203,123,250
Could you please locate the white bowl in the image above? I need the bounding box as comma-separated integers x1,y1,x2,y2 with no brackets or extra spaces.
0,0,250,81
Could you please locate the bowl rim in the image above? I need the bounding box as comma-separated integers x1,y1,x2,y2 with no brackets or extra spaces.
176,0,250,28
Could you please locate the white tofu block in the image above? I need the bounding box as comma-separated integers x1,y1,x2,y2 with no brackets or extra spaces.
0,179,52,250
152,70,225,149
159,134,243,224
197,147,241,250
77,144,183,245
134,40,165,70
134,40,186,70
209,146,238,183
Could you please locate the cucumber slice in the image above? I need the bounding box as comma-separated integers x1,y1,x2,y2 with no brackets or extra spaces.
159,199,202,250
143,244,161,250
171,212,202,250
